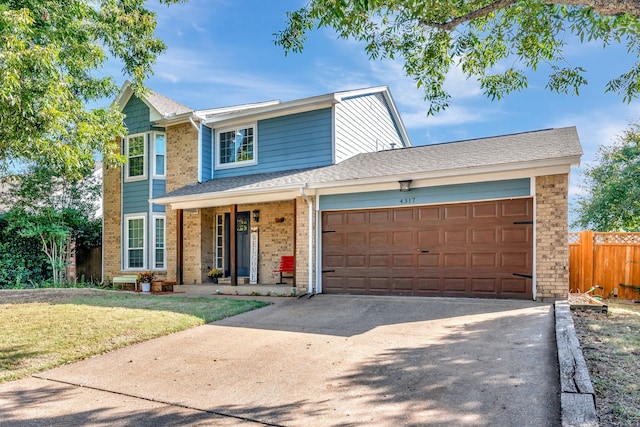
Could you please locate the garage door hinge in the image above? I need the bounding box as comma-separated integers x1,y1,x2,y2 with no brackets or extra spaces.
513,221,533,225
513,273,533,279
322,230,336,233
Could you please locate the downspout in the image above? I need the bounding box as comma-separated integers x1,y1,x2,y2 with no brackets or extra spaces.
300,185,314,295
188,116,199,131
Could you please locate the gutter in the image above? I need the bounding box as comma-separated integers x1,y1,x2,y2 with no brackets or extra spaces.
300,185,314,296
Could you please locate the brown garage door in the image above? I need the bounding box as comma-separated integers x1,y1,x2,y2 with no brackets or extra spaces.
322,198,533,299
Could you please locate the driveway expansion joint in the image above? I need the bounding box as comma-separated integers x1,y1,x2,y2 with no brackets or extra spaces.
30,375,284,427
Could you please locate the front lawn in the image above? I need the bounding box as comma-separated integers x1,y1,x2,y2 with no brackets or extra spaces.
0,290,269,383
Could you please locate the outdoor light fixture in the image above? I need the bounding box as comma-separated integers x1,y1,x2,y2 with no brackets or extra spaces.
252,209,260,223
399,180,412,192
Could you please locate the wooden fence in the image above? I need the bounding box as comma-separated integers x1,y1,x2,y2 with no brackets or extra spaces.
569,231,640,299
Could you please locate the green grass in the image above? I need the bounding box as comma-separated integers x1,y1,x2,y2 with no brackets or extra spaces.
0,293,269,383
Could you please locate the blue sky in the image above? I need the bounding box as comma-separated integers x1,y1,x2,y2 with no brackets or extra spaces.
103,0,640,215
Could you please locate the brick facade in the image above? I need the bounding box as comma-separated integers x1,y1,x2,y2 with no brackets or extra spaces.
102,138,123,281
535,173,570,300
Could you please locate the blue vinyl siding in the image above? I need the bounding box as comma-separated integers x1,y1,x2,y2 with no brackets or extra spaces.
123,95,152,134
152,179,165,199
123,180,149,214
201,125,213,181
319,179,531,211
213,108,333,178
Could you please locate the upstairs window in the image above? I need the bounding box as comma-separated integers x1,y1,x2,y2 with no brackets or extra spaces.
125,134,146,181
154,133,166,177
216,125,256,168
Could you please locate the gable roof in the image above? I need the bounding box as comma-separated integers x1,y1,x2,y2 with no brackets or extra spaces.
154,126,582,209
113,81,192,121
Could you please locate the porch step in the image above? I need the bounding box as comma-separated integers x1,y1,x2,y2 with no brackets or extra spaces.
217,277,250,285
174,284,298,297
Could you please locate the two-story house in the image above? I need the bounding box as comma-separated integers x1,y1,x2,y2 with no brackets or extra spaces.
104,82,582,300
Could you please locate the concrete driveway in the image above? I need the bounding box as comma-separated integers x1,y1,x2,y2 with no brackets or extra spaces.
0,295,560,426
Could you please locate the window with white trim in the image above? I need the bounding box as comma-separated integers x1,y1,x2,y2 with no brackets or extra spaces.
216,124,256,168
154,133,166,177
125,215,145,269
125,133,146,181
153,215,166,269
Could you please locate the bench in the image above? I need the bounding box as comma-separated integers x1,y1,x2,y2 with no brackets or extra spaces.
274,256,294,284
112,275,138,290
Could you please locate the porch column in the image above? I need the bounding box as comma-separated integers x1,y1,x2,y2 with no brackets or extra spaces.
230,204,237,286
176,209,183,285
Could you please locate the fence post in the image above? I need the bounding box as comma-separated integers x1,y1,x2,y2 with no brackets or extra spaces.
580,230,594,292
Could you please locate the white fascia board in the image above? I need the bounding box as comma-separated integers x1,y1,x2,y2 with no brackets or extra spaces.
161,188,306,210
154,184,312,209
202,95,338,126
383,89,412,148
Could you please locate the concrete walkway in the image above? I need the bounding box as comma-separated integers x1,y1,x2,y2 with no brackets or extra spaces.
0,296,560,426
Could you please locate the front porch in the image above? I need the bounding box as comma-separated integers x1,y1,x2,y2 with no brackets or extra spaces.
173,283,298,297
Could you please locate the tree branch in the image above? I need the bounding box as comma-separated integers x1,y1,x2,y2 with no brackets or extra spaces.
422,0,518,31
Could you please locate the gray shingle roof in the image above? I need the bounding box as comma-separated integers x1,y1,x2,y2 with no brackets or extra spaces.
145,90,192,117
158,127,582,201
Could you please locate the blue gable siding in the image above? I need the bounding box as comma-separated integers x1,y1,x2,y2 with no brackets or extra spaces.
201,125,213,181
122,180,149,214
123,95,152,134
319,179,531,211
212,108,333,178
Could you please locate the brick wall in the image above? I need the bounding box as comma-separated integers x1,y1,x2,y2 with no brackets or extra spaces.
165,122,199,283
536,173,570,300
102,138,123,281
295,196,315,292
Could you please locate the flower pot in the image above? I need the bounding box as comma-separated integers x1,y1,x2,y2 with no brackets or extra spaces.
141,282,151,292
209,277,218,284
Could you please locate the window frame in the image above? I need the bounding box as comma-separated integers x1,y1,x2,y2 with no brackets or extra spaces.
152,214,166,270
152,132,166,178
215,123,257,169
215,214,224,270
124,214,146,270
124,133,147,182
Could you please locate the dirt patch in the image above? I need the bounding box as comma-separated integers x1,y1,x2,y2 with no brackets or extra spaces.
0,288,110,304
573,301,640,426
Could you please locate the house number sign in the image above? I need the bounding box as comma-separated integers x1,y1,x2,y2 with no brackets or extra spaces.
250,229,258,285
400,197,416,204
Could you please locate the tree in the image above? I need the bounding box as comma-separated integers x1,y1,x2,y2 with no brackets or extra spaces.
2,164,101,285
275,1,640,114
0,0,183,178
574,123,640,231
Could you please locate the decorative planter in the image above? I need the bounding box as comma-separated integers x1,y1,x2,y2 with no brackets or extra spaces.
209,277,219,284
141,282,151,292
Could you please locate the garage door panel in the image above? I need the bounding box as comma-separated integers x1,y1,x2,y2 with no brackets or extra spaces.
502,199,531,217
471,278,498,293
472,202,499,219
501,227,531,244
347,211,367,225
370,254,391,267
393,231,414,246
370,232,391,246
322,198,533,299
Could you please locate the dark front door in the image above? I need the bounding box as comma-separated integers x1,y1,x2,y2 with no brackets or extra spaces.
224,211,251,277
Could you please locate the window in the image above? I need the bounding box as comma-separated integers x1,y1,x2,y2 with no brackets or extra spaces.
153,216,165,269
125,134,146,181
216,124,256,168
154,133,166,177
125,215,145,269
215,214,223,269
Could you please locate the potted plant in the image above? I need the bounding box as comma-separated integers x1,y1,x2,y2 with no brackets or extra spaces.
207,268,223,283
137,271,155,292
